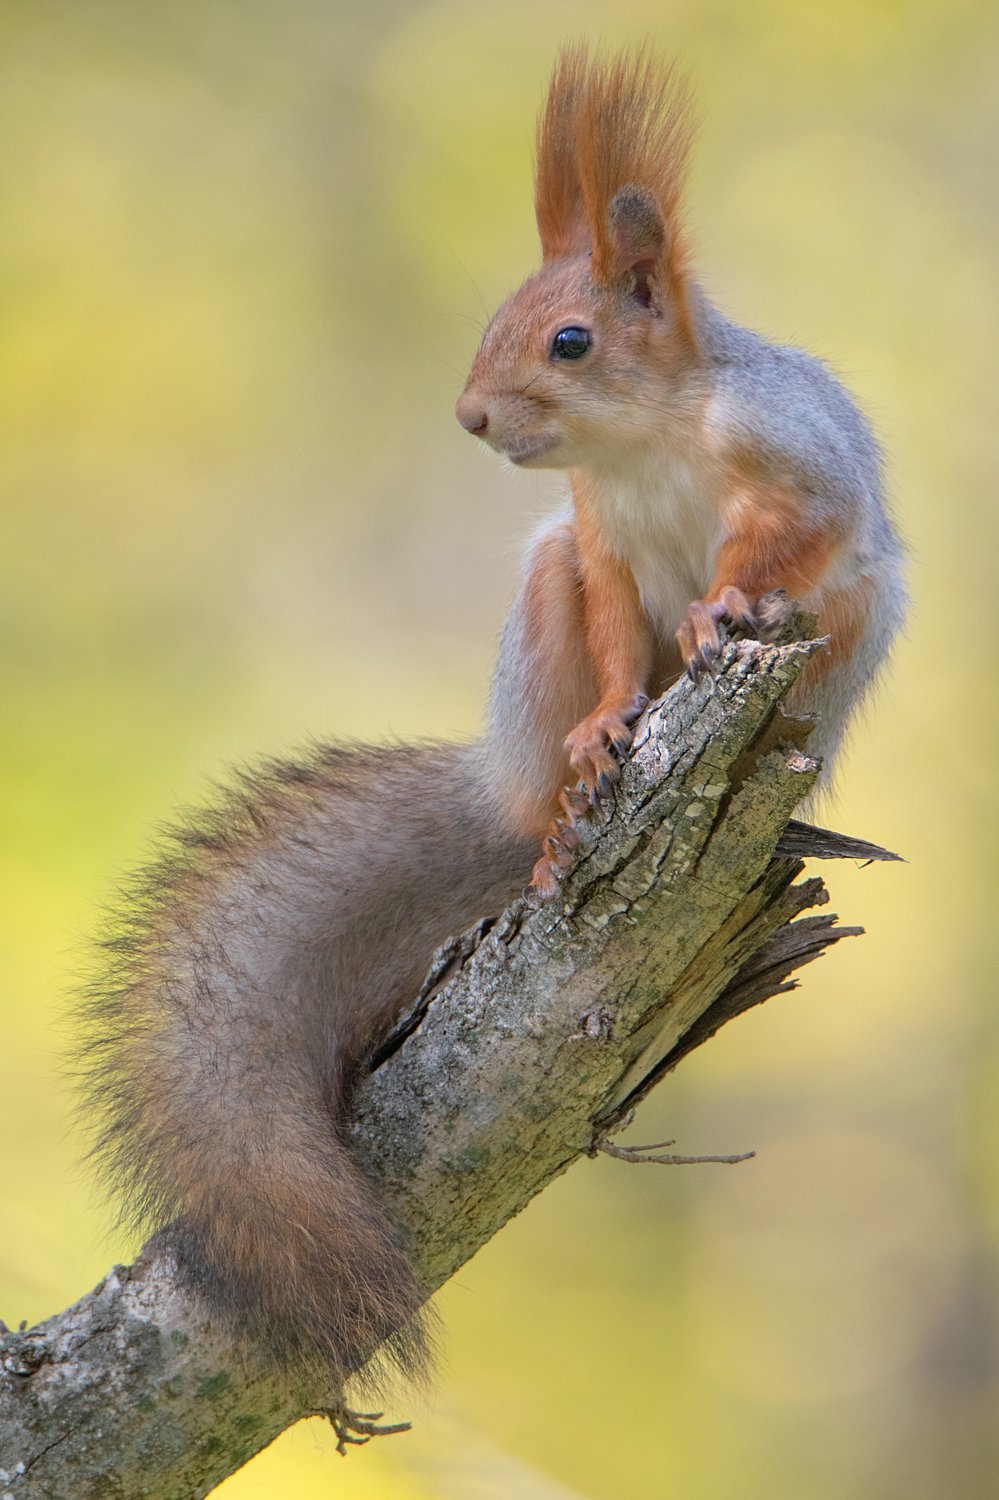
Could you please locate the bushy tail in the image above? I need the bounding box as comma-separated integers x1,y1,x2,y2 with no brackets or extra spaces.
77,742,533,1387
168,1114,429,1385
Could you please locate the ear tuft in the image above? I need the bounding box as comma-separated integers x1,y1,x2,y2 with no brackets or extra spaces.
535,49,697,339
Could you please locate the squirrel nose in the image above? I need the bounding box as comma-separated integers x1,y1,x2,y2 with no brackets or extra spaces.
455,394,489,436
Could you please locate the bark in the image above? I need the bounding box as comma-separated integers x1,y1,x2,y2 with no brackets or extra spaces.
0,628,897,1499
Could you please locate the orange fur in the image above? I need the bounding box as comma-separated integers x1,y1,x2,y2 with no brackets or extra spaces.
534,46,590,259
523,487,655,898
818,579,873,663
675,468,849,675
506,521,594,841
792,579,874,702
534,47,696,342
706,496,843,603
782,579,875,726
573,484,654,713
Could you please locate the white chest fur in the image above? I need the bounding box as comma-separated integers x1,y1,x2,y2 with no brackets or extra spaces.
591,458,726,637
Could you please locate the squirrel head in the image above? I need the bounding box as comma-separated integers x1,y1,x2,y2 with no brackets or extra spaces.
456,47,700,471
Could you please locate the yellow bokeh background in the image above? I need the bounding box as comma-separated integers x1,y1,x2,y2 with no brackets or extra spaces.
2,2,997,1496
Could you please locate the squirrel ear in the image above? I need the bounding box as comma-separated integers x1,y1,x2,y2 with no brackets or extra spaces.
605,186,667,307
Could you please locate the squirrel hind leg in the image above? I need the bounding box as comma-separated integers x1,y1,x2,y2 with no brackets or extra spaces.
525,809,580,902
524,777,609,904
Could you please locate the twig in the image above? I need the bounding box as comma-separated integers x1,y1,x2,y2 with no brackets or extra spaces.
594,1136,756,1166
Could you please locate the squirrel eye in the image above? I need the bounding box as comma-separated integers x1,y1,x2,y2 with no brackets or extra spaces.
550,326,591,361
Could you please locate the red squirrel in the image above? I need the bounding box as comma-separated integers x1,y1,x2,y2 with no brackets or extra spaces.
80,48,905,1393
459,48,905,898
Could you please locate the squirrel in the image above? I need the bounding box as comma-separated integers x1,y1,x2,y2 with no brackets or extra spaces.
79,47,905,1397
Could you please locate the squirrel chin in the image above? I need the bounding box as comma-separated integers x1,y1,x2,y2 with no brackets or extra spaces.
504,436,561,466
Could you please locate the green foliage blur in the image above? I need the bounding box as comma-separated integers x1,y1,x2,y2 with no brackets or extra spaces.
2,1,997,1495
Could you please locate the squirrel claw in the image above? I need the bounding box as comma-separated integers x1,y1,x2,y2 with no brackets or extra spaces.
529,692,649,901
565,698,643,801
544,832,576,869
677,587,794,676
553,817,580,849
560,786,590,821
525,854,561,903
595,769,618,799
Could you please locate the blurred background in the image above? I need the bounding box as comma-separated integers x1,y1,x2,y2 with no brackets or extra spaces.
1,1,997,1495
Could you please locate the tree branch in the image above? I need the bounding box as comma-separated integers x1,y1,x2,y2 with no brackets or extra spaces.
0,628,897,1498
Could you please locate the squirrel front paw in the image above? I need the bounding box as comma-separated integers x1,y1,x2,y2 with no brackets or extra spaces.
563,694,650,801
676,587,791,677
525,697,649,903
